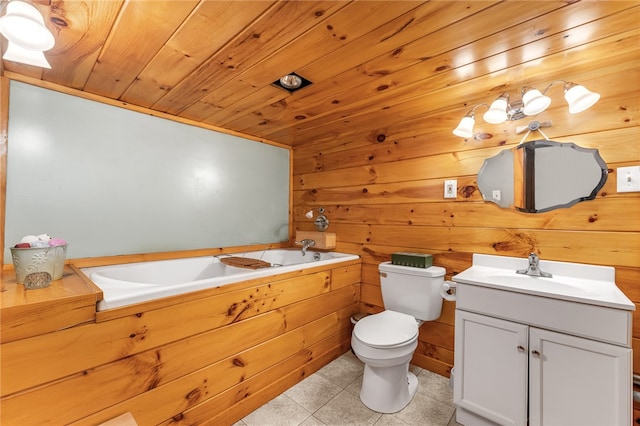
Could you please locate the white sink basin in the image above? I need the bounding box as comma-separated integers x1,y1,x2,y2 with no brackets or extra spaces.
484,273,601,296
453,254,634,311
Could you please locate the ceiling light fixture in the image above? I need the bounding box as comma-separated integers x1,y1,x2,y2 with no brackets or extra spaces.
0,0,55,68
452,80,600,139
280,74,302,89
272,72,312,93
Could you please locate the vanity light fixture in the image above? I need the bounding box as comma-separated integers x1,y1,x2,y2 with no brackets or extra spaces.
453,104,488,138
272,72,312,93
305,207,329,232
452,80,600,139
0,0,55,68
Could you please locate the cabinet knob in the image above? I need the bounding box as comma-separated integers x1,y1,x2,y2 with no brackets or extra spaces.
531,350,541,357
517,345,525,352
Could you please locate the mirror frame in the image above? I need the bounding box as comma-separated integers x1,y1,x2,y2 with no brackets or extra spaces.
478,140,608,213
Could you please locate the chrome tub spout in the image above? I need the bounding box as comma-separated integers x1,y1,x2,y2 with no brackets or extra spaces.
298,239,315,256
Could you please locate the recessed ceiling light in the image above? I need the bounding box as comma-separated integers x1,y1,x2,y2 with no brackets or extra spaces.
280,74,302,89
272,72,312,93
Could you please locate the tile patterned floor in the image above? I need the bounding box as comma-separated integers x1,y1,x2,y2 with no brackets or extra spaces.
235,351,461,426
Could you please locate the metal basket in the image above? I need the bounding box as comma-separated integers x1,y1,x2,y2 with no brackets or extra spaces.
10,244,68,287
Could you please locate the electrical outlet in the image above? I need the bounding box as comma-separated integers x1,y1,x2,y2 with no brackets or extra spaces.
492,190,501,201
444,180,457,198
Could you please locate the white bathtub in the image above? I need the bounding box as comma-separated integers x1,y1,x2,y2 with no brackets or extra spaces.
81,249,359,311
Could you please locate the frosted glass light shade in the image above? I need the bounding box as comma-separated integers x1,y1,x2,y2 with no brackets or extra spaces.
565,84,600,113
522,89,551,116
0,1,54,51
3,41,51,68
453,116,475,138
483,97,508,124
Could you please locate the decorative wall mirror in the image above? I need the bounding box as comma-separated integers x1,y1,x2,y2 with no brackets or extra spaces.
477,140,608,213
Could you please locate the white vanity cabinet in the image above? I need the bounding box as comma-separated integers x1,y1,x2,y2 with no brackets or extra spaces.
528,327,631,426
455,310,631,426
455,311,528,425
452,254,635,426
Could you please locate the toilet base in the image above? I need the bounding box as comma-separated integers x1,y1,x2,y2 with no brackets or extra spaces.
360,363,418,413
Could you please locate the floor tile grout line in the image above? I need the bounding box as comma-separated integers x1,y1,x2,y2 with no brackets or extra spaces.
239,351,459,426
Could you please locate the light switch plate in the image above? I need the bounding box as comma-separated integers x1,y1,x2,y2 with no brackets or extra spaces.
617,166,640,192
444,179,457,198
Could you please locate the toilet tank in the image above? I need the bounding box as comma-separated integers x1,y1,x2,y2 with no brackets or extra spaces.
379,261,445,321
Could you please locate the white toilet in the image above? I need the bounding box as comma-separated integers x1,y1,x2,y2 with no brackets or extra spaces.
351,261,445,413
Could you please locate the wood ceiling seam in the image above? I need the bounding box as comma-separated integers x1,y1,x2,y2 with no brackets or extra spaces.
256,4,638,143
83,1,202,99
2,1,638,151
282,28,635,143
264,26,640,144
173,0,369,124
41,1,125,90
227,0,565,137
214,1,503,134
290,70,639,156
287,84,638,154
186,1,417,127
149,1,351,116
120,0,280,110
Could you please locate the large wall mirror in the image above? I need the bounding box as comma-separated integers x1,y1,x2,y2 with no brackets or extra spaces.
477,140,607,213
5,81,290,263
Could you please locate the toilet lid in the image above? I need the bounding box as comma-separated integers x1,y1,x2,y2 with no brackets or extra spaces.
354,310,418,348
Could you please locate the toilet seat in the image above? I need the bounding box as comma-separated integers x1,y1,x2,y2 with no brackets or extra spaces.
354,310,418,348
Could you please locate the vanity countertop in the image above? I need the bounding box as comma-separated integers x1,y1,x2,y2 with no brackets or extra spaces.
453,254,635,311
0,265,103,343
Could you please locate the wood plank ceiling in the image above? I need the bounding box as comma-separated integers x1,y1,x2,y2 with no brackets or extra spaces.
1,1,638,148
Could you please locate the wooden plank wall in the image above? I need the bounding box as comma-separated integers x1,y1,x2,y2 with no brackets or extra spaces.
292,15,640,378
0,261,361,425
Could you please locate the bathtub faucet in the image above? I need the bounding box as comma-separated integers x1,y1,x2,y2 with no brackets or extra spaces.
517,253,552,278
299,239,315,256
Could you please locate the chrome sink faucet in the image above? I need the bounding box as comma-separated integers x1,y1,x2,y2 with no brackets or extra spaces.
517,253,552,278
299,239,315,256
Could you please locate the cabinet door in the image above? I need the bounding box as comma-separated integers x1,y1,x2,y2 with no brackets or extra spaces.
529,327,632,426
454,310,529,426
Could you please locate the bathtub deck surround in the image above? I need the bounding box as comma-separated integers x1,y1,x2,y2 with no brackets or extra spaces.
0,249,361,424
0,265,103,343
80,249,357,310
